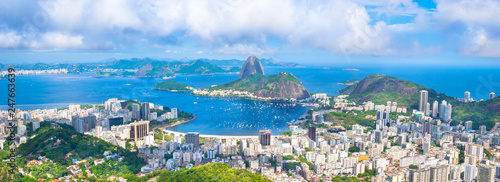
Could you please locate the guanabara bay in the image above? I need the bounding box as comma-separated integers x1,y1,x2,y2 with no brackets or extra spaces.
1,1,499,182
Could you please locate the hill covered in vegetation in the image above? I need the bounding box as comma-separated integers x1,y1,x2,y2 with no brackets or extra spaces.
10,124,145,181
154,80,192,92
108,58,238,77
339,74,500,130
209,72,310,99
339,74,457,109
155,163,270,182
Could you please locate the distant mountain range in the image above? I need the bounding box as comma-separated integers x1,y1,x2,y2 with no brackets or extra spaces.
340,74,500,130
1,57,303,76
0,62,99,74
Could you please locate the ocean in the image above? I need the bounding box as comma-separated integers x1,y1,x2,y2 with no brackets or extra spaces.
1,65,499,135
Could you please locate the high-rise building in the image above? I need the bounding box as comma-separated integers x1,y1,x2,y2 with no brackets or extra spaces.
75,119,84,133
445,103,452,122
171,108,178,119
259,130,271,148
185,132,200,148
308,127,316,141
465,121,473,130
432,100,439,118
71,115,79,129
132,103,140,120
440,101,452,122
490,92,496,100
130,120,150,142
419,90,428,112
464,164,477,182
430,165,450,182
109,117,124,129
479,125,487,135
141,102,150,120
82,115,97,132
374,130,383,144
478,164,495,182
32,120,40,131
425,102,431,116
467,144,484,161
439,100,447,119
105,98,118,111
423,121,432,135
465,91,471,101
376,111,389,120
68,104,80,114
423,140,431,154
409,168,430,182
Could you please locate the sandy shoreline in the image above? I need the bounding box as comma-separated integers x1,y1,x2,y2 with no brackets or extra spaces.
150,114,197,132
161,129,258,139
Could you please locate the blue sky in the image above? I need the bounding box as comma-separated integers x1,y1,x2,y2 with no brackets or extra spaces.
1,0,500,66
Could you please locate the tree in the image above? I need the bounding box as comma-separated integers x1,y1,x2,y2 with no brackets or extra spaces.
409,164,418,169
305,147,311,152
348,146,360,153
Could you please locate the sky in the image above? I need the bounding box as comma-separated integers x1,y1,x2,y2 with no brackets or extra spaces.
0,0,500,66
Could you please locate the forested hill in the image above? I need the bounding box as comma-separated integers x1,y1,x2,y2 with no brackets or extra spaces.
339,74,457,109
339,74,500,130
4,123,146,181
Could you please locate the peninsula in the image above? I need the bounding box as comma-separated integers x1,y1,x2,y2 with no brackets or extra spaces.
194,56,310,100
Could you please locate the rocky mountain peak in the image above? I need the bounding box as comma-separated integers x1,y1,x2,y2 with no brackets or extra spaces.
239,56,265,79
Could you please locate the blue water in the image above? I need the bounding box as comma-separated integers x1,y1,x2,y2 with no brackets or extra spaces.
1,66,499,135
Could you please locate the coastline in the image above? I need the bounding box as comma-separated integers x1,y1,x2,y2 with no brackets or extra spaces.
153,88,192,92
162,129,259,139
151,114,197,132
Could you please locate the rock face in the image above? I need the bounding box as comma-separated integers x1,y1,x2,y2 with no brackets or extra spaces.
239,56,265,79
210,72,310,100
134,64,153,77
253,73,311,99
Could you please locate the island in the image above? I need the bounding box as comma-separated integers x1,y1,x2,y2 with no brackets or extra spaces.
152,56,311,101
154,80,193,92
192,56,310,101
342,67,359,71
337,79,360,85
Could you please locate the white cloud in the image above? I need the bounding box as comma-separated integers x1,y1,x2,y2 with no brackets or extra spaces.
215,44,277,56
0,0,398,55
28,32,84,50
7,0,499,58
436,0,500,57
460,27,500,58
165,50,181,54
436,0,500,25
0,30,22,48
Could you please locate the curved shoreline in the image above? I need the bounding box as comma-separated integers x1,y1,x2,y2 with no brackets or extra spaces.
162,129,258,139
150,114,197,132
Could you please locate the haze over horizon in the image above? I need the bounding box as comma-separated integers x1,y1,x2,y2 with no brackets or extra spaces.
1,0,500,66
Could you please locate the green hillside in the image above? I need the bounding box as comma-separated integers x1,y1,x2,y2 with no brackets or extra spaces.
176,60,228,74
339,74,500,130
452,97,500,129
154,80,192,92
209,72,310,99
11,124,145,180
108,59,236,76
156,163,270,182
339,74,457,110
